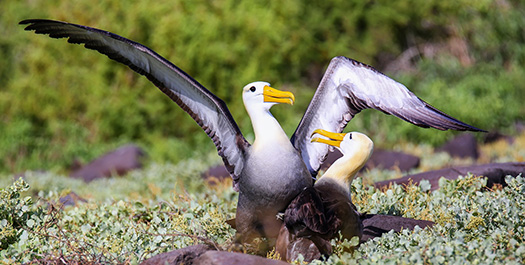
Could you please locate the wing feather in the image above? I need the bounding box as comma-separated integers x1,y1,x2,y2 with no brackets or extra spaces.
284,187,332,236
20,19,249,179
292,56,484,176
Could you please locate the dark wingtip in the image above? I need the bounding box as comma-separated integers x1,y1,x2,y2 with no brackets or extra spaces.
443,116,487,133
19,19,32,25
442,119,487,133
422,101,487,133
19,19,48,25
19,19,58,32
464,125,487,133
448,117,487,132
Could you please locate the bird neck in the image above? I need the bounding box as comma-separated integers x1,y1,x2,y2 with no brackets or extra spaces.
249,109,291,151
315,150,368,199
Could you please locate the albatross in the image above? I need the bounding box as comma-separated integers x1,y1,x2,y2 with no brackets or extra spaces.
19,19,484,243
276,129,372,262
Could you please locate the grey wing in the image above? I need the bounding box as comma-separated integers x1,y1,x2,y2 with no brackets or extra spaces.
20,19,249,179
292,56,484,177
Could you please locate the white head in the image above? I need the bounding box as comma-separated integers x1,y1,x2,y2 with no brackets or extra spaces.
337,132,374,168
311,129,374,197
242,81,295,114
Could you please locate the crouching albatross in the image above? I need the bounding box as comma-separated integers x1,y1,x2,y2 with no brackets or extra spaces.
276,130,372,262
20,19,484,243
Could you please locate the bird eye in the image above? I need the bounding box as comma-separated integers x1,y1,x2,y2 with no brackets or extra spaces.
348,133,352,139
249,86,256,92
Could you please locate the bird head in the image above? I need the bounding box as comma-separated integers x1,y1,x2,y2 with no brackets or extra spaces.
311,129,374,195
242,81,295,112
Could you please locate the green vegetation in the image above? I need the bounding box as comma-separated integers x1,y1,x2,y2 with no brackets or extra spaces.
1,0,524,174
0,135,524,263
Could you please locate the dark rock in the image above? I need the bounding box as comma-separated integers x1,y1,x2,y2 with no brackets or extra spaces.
364,149,420,172
193,251,288,265
70,144,145,182
59,192,87,206
201,164,230,183
483,131,514,144
361,214,435,243
374,162,525,191
437,133,479,159
140,244,214,265
319,149,343,171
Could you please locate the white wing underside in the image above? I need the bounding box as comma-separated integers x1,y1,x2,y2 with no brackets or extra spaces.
292,56,482,177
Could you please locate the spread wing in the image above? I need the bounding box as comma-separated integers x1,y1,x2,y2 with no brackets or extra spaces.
20,19,249,179
292,56,484,177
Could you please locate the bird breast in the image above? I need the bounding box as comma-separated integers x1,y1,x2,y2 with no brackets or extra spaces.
240,144,312,209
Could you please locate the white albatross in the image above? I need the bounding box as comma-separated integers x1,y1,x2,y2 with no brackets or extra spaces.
19,19,484,243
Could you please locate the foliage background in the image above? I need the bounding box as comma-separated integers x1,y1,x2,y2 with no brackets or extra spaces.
1,136,524,263
1,0,524,174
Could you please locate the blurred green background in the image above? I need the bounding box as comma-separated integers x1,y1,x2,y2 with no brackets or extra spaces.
1,0,524,174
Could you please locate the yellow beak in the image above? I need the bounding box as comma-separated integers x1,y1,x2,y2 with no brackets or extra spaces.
263,85,295,105
310,129,346,147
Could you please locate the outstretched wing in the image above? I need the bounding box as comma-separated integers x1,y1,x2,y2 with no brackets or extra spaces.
292,56,484,177
20,19,249,179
